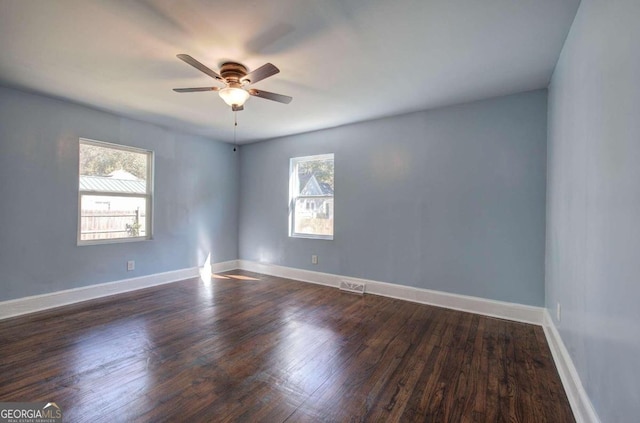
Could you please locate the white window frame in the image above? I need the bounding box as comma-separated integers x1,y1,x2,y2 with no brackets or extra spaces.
78,138,154,245
289,153,334,240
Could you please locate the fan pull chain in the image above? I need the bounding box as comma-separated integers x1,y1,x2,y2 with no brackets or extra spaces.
233,111,238,152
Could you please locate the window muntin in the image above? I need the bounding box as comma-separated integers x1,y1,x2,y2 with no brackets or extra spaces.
289,154,334,239
78,139,153,244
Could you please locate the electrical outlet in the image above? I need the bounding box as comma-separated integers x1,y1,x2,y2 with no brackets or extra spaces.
556,302,561,322
311,255,318,265
127,260,135,271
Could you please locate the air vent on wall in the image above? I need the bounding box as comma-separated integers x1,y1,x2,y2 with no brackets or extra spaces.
339,280,365,295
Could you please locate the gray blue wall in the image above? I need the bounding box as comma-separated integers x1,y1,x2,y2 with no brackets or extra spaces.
546,0,640,421
239,91,548,306
0,86,239,302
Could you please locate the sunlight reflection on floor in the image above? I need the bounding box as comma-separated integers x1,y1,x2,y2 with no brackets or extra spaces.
225,274,261,281
68,319,153,418
211,274,261,281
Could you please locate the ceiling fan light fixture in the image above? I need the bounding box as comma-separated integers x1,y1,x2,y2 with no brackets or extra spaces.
219,87,250,107
174,55,291,109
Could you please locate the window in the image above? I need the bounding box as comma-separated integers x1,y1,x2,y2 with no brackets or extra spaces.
78,139,153,244
289,154,334,239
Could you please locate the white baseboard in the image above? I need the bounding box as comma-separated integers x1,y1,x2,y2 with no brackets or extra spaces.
237,260,544,325
0,266,202,320
210,259,240,273
1,259,542,325
542,310,600,423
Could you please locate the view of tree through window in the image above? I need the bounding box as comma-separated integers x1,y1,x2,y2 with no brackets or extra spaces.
80,143,148,179
290,154,334,239
297,159,334,192
78,139,153,244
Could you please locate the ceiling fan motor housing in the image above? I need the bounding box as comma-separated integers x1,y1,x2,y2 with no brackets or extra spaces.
220,62,249,85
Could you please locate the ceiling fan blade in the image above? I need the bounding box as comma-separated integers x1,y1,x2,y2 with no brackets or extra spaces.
176,54,224,82
173,87,220,93
248,89,292,104
241,63,279,85
232,104,244,112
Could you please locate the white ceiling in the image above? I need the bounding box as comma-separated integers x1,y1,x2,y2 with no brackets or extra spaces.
0,0,579,144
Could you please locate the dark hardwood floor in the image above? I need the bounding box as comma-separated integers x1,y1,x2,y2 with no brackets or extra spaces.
0,271,574,422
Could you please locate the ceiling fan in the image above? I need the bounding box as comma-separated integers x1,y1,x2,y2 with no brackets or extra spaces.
173,54,292,111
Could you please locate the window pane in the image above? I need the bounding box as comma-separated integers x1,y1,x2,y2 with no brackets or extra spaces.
79,142,147,193
290,153,334,239
294,197,333,236
296,158,334,196
78,139,153,244
80,195,147,241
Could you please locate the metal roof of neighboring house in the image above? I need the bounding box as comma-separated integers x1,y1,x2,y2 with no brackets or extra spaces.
79,175,146,193
318,182,334,196
299,173,334,196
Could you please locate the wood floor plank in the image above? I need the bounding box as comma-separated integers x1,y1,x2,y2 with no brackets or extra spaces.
0,271,575,422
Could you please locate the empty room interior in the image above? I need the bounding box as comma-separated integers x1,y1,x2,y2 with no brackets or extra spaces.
0,1,637,422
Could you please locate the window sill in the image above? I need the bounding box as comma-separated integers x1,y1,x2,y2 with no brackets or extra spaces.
289,233,333,241
77,236,152,246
